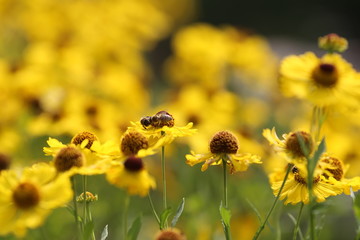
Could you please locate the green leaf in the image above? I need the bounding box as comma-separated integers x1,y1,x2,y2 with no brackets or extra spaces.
160,208,172,230
100,224,108,240
219,202,231,228
171,198,185,228
246,199,262,223
127,215,142,240
311,137,326,168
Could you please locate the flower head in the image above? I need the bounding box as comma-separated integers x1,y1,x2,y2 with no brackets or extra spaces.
318,33,348,53
186,131,261,174
263,127,314,163
43,133,110,176
155,228,187,240
106,156,156,197
279,52,360,107
270,162,343,205
0,163,72,237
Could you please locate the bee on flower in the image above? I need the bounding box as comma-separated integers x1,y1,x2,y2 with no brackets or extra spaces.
0,163,72,237
186,131,261,174
129,110,197,146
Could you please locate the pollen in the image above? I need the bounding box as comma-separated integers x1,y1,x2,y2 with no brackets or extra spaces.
209,131,238,154
292,166,320,185
71,131,99,149
124,156,144,172
12,182,40,209
320,156,344,181
54,146,84,172
120,131,149,156
285,131,313,158
312,63,338,87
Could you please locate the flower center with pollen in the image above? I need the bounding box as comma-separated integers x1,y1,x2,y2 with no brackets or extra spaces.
285,131,313,158
155,228,185,240
54,146,84,172
320,156,344,181
124,156,144,172
71,131,98,149
12,182,40,209
121,132,149,156
312,63,338,87
209,131,238,154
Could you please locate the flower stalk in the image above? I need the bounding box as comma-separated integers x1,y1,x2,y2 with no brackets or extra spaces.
253,164,292,240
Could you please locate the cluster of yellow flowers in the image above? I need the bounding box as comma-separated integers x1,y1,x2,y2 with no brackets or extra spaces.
1,0,360,238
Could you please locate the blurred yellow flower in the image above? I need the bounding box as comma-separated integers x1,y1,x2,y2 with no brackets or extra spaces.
186,131,261,174
279,52,360,107
106,156,156,197
0,163,72,237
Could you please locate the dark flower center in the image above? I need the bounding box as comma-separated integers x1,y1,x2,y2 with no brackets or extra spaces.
209,131,238,154
71,131,98,149
285,131,313,158
12,182,40,209
121,132,149,156
124,156,144,172
312,63,338,87
54,146,84,172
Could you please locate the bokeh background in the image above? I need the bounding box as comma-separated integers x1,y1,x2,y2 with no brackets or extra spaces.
1,0,360,239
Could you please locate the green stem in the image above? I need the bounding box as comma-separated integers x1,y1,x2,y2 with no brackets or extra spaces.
86,202,96,240
253,164,292,240
223,159,228,209
293,202,304,240
148,192,161,226
83,175,87,230
71,176,81,237
222,158,231,240
123,194,130,240
161,145,167,211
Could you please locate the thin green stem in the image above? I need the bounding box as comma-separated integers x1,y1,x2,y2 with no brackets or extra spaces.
253,164,292,240
71,176,81,237
86,202,96,240
148,192,161,226
161,145,167,211
123,194,130,240
293,203,305,240
222,158,231,240
83,175,87,230
223,159,228,209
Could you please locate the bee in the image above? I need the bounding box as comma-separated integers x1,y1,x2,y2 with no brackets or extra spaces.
140,111,174,129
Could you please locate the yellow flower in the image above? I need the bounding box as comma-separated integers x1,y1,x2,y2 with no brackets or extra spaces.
270,162,343,205
0,163,72,237
263,127,314,163
106,156,156,197
186,131,261,174
43,132,111,175
129,111,196,147
279,52,360,107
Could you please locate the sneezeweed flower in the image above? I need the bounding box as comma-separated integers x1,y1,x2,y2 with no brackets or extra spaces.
77,191,98,203
279,51,360,107
129,111,196,146
263,127,314,163
186,131,261,173
155,228,187,240
0,163,72,237
106,156,156,197
43,131,111,175
318,33,348,53
269,155,349,205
